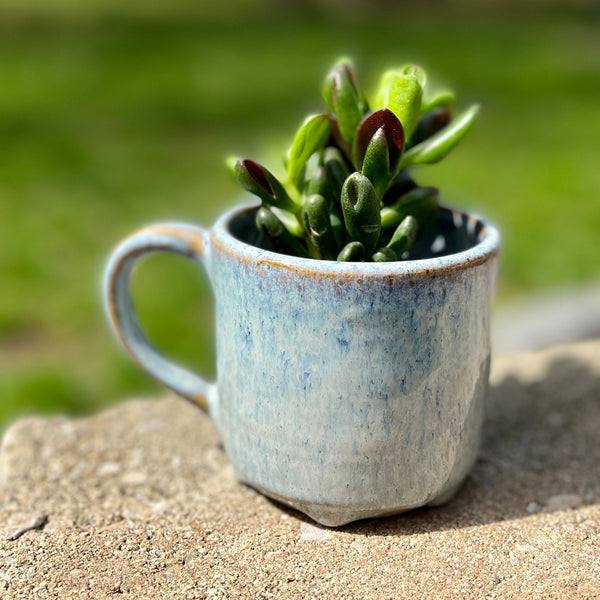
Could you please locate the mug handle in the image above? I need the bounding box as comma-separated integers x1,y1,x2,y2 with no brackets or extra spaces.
103,223,217,413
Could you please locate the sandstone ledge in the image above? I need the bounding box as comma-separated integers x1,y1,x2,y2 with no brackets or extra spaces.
1,340,599,599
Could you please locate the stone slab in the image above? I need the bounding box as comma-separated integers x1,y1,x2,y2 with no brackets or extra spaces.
1,340,599,599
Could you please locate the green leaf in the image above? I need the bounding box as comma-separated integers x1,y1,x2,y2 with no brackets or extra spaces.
375,65,425,139
330,210,345,248
324,146,351,200
409,107,452,148
288,114,331,186
352,108,404,173
399,104,480,169
421,90,455,113
337,241,365,262
272,207,304,237
381,171,417,206
301,194,338,260
372,247,399,262
361,128,390,199
380,186,439,233
372,215,419,262
255,207,309,258
323,61,369,145
233,159,299,213
341,172,381,256
305,165,330,201
387,215,419,253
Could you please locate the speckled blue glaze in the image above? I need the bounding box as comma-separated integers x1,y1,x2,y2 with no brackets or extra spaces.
104,203,499,526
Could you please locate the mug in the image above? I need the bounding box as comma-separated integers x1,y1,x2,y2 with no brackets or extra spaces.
104,203,499,526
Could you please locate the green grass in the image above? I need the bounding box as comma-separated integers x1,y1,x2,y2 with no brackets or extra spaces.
1,7,599,429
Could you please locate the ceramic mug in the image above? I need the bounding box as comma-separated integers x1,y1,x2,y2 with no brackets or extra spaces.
104,203,499,526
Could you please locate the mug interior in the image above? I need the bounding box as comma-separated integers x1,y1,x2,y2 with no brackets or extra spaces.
228,205,491,261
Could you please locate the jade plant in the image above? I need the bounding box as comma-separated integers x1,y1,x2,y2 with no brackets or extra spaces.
229,60,479,262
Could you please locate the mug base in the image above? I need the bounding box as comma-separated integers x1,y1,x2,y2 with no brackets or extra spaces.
240,477,467,528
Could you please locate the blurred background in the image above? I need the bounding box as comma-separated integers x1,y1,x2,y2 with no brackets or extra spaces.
1,0,598,431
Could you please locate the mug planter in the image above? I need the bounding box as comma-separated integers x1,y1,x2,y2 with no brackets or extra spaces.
104,202,499,527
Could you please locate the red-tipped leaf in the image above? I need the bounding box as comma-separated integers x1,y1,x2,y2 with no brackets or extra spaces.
352,109,404,172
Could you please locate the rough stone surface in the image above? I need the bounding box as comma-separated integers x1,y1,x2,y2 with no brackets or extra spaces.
1,340,599,599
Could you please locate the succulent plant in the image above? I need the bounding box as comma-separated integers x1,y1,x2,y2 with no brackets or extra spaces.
229,59,479,262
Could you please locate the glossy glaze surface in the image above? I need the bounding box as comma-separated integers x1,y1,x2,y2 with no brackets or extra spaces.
105,204,499,526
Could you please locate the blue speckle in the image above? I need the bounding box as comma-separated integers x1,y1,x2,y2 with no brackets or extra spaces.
302,371,311,391
336,337,350,351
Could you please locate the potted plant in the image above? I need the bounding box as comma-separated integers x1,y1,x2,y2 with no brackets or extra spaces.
230,60,480,265
104,59,499,527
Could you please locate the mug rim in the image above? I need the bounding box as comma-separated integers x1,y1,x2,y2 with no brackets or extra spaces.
210,202,500,278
